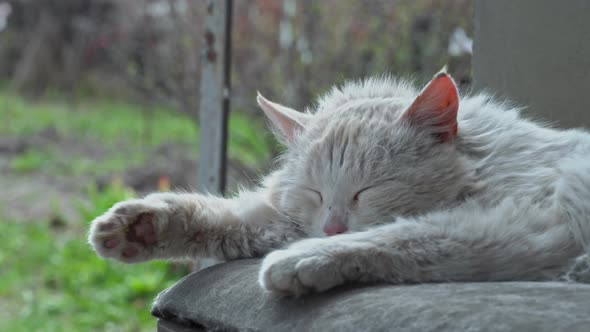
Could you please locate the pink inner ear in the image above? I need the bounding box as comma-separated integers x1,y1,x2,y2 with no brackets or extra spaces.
257,93,307,144
403,73,459,142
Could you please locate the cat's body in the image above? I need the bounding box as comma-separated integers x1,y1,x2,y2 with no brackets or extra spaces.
89,73,590,295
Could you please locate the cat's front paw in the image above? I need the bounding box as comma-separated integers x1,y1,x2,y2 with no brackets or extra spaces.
258,239,353,295
88,197,171,263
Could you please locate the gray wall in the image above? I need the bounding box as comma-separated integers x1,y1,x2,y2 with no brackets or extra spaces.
473,0,590,129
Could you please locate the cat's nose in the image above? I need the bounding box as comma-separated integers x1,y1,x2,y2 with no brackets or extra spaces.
323,213,348,236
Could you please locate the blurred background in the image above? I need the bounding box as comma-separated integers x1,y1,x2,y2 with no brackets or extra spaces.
0,0,472,330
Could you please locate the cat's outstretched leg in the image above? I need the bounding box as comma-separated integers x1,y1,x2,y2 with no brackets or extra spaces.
89,191,301,263
259,199,584,295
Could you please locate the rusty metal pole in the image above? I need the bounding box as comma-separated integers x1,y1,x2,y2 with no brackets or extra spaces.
194,0,232,271
197,0,232,195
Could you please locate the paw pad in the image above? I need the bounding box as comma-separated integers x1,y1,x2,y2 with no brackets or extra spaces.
89,202,163,262
126,212,157,245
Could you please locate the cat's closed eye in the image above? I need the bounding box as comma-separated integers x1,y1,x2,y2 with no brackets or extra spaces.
352,186,373,202
304,188,323,204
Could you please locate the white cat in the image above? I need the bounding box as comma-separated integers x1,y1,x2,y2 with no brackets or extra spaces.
89,71,590,295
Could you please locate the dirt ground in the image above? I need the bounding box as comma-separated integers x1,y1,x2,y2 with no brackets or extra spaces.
0,131,256,222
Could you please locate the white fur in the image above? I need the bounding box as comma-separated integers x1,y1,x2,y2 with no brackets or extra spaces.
89,75,590,295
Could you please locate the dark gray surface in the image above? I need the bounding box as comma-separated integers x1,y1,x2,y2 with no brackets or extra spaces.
158,319,205,332
152,259,590,332
473,0,590,129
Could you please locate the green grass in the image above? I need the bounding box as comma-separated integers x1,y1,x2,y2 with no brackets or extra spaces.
1,95,194,145
0,92,272,173
0,221,185,331
0,91,275,331
10,146,146,177
10,149,51,173
0,182,188,332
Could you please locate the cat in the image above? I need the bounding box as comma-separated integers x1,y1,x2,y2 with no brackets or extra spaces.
88,71,590,296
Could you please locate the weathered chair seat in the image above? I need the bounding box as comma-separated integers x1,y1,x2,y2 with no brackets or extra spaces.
152,259,590,332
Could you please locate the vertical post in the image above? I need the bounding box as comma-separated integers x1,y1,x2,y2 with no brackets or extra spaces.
194,0,232,271
197,0,232,195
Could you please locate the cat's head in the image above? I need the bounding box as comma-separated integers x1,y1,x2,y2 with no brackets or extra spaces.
259,72,474,237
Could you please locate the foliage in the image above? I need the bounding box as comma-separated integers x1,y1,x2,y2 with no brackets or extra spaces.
1,1,472,116
0,86,272,329
9,149,52,173
1,92,272,174
0,182,187,332
76,180,136,222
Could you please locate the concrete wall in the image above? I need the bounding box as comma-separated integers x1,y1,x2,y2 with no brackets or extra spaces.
473,0,590,128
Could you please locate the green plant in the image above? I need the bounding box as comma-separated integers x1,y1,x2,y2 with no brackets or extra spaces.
10,149,50,173
76,179,136,222
0,92,272,168
0,182,188,332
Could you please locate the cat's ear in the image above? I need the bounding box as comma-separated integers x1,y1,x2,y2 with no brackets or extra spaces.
402,71,459,142
257,92,310,144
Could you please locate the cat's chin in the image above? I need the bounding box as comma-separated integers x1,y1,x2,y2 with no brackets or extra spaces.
309,229,363,238
309,232,329,238
309,231,347,238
